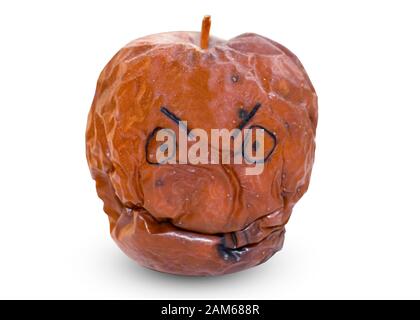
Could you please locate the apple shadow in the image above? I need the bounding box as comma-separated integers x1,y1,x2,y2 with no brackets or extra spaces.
105,247,288,294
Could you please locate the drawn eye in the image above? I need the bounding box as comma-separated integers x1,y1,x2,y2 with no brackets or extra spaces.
145,127,177,165
243,125,277,163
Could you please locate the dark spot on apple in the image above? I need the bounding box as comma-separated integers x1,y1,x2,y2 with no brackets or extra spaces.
231,75,240,83
155,179,164,187
217,240,248,262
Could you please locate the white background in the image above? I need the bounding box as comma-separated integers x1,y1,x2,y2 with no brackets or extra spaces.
0,0,419,299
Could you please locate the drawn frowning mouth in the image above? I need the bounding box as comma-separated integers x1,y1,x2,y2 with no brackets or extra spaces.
125,206,285,262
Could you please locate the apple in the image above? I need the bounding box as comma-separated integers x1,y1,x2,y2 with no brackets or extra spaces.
86,16,317,275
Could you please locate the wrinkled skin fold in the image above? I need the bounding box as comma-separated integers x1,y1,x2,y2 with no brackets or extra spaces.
86,31,318,275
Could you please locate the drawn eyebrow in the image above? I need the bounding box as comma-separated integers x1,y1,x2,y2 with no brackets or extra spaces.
160,106,183,125
237,103,262,130
160,106,192,136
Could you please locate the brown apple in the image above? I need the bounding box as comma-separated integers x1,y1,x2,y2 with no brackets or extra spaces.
86,16,318,275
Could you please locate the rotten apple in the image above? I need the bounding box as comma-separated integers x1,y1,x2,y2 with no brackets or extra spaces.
86,16,318,275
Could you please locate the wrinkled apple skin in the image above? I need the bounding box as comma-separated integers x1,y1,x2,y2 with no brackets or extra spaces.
86,31,317,275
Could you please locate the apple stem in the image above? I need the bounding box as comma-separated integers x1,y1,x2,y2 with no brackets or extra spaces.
200,15,211,49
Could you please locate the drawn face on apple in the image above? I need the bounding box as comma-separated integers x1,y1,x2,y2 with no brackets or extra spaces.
141,99,281,235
